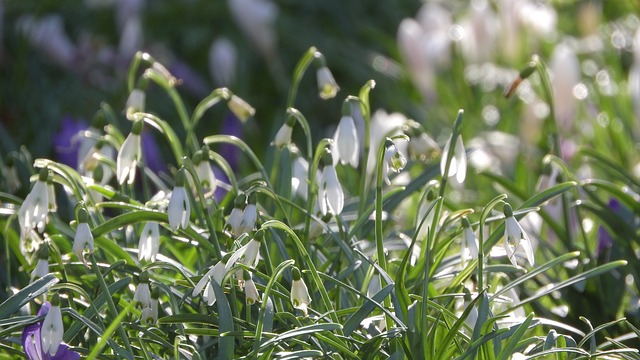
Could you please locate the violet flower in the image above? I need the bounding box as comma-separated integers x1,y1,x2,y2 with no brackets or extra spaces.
22,302,80,360
53,116,89,170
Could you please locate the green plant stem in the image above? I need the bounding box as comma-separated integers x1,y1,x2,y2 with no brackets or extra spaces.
286,47,319,109
89,253,134,356
357,80,375,232
477,194,508,291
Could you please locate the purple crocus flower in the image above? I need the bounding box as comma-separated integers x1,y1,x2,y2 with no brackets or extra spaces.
169,61,209,99
21,302,80,360
219,112,243,171
596,198,620,260
140,129,167,175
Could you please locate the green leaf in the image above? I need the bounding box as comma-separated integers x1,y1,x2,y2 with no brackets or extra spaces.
343,284,394,336
211,278,234,360
0,274,58,318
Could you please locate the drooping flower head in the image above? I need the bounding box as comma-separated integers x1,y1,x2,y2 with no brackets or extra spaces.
134,271,152,310
290,267,311,316
383,138,407,184
238,193,258,235
272,114,295,148
31,244,50,282
72,207,94,265
227,94,255,123
41,294,64,357
503,204,535,267
318,149,344,216
314,52,339,100
192,146,217,194
226,193,247,238
116,119,143,185
243,270,260,305
138,221,160,262
125,88,146,120
168,167,191,231
461,217,479,267
141,287,160,326
440,134,466,184
19,168,51,239
333,97,360,168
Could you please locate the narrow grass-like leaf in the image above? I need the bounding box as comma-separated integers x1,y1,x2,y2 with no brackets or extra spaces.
211,279,234,360
0,274,58,318
343,284,394,336
497,313,534,360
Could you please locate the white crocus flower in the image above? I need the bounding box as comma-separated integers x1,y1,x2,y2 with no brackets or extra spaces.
116,120,143,185
18,169,50,238
30,245,50,282
138,222,160,262
290,267,311,316
72,209,94,264
333,99,359,168
440,134,466,184
503,204,535,267
41,294,63,356
318,156,344,216
134,272,151,309
168,168,190,231
273,120,294,148
461,217,479,267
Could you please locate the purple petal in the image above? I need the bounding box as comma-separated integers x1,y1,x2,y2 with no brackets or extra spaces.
53,117,89,169
140,130,167,175
220,112,243,171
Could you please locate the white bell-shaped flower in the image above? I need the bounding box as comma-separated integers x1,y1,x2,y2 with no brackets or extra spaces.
318,157,344,216
192,147,217,193
41,294,64,356
227,94,255,122
383,139,407,185
116,120,143,185
18,168,50,238
168,168,190,231
440,134,467,184
125,88,145,120
333,99,359,168
237,194,258,235
272,119,294,148
194,260,227,306
314,52,339,100
461,217,479,267
134,271,152,309
30,245,50,282
503,204,535,267
138,222,160,262
72,209,94,264
290,267,311,316
243,271,260,305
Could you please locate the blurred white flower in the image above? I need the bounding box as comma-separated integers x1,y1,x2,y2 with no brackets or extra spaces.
227,0,278,58
41,296,63,356
119,16,143,61
550,42,580,133
440,134,467,184
16,15,76,68
209,37,238,87
629,28,640,123
168,169,190,231
290,267,311,316
316,66,340,100
459,0,499,64
227,95,255,123
333,102,359,167
503,204,535,267
318,158,344,215
116,121,143,185
30,246,49,282
125,88,146,120
19,169,50,238
273,122,294,148
138,222,160,262
367,110,407,177
383,139,407,185
141,297,158,325
72,221,94,263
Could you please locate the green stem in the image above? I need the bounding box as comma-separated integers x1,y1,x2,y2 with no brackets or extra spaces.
477,194,508,291
357,81,375,231
89,253,133,356
286,47,319,109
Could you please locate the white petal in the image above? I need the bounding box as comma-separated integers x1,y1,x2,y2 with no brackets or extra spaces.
454,135,467,183
440,136,453,177
116,133,141,185
168,187,189,230
239,204,257,234
335,116,359,167
322,166,344,215
41,305,63,356
73,222,94,259
138,222,160,261
227,207,244,237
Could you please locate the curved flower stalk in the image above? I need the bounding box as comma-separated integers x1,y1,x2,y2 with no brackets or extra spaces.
116,120,143,185
72,208,94,266
440,134,467,184
314,52,339,99
332,98,359,167
22,301,80,360
138,222,160,262
503,204,535,267
318,150,344,215
168,168,190,231
19,168,51,239
290,267,311,316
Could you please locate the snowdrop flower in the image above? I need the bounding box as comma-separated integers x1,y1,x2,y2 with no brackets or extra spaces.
192,147,217,193
141,288,159,326
193,257,228,306
333,98,359,167
383,139,407,185
503,204,535,267
41,294,63,357
440,134,466,184
227,0,278,58
227,94,255,123
405,121,440,161
138,222,160,262
290,267,311,316
168,168,190,231
209,37,238,87
272,115,295,148
291,156,317,200
549,42,580,133
238,193,258,235
461,217,479,267
30,245,49,282
72,208,94,264
314,53,339,100
80,140,115,182
47,177,57,212
19,168,50,238
125,88,145,120
226,194,246,238
240,230,262,269
134,271,152,310
318,150,344,215
243,271,260,305
22,301,80,360
116,120,143,185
